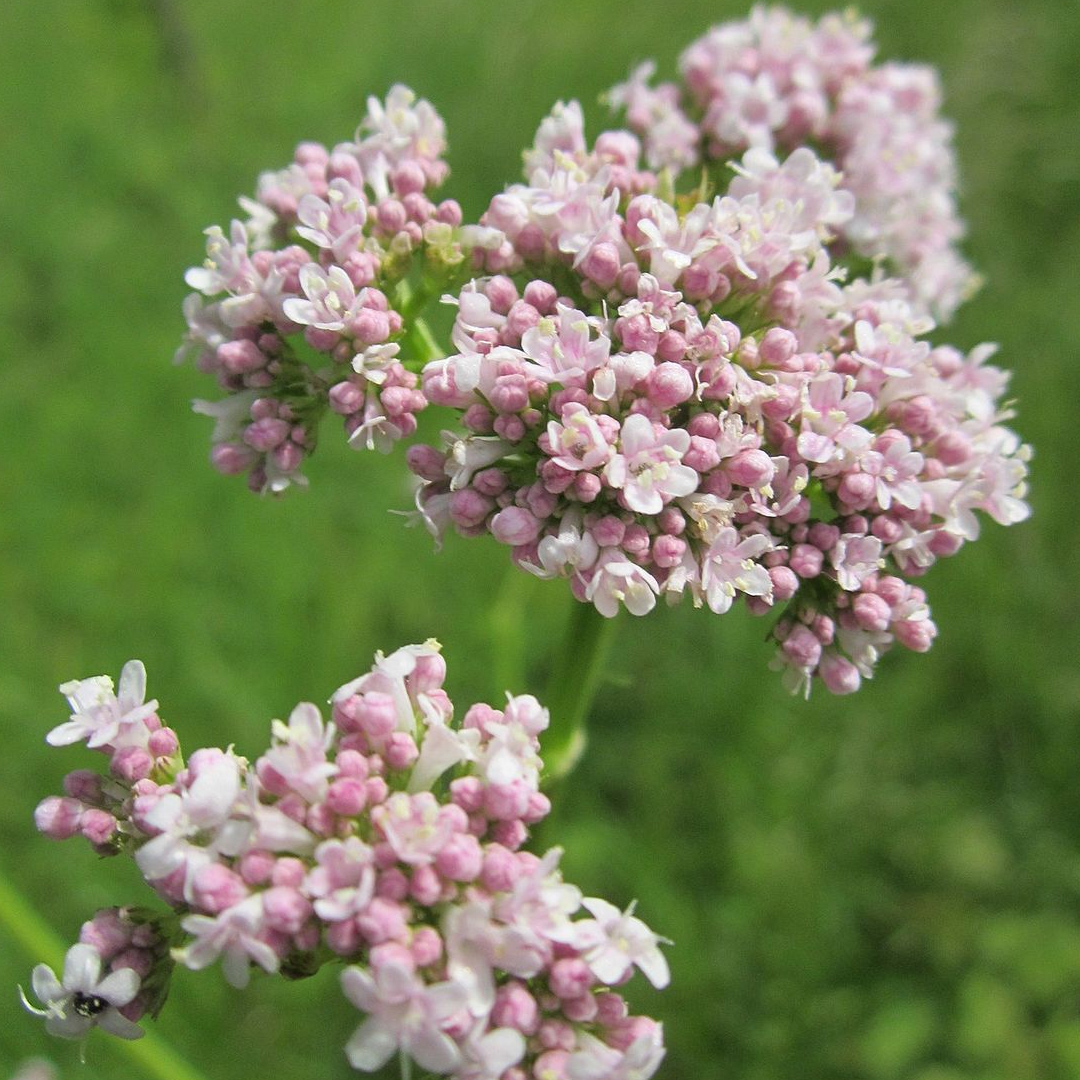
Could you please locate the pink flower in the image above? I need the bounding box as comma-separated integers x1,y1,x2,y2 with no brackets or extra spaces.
699,528,774,614
567,1027,666,1080
176,894,280,988
305,837,376,922
258,702,338,804
545,403,614,472
604,415,698,515
373,792,456,865
340,960,467,1074
584,553,660,618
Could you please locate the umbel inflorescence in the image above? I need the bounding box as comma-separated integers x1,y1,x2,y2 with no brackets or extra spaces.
26,647,669,1078
24,5,1032,1078
177,8,1028,697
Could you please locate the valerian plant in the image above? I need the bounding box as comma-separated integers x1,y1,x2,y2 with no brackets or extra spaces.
21,8,1029,1079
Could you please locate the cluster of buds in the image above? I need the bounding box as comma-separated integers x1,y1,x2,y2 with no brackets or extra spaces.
608,4,976,320
24,649,669,1079
178,86,466,492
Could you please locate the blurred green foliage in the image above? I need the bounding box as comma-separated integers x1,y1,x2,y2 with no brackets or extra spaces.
1,1,1078,1077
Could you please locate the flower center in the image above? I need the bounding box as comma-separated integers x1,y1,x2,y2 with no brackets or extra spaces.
72,992,108,1017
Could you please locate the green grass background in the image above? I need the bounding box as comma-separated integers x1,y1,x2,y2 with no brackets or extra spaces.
1,1,1077,1077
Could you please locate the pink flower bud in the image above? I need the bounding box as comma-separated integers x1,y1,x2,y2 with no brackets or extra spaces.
491,819,528,850
353,692,397,741
191,863,249,913
435,200,463,227
563,994,599,1023
838,472,877,510
326,918,362,956
758,327,798,367
645,362,694,409
35,796,83,839
80,809,116,845
782,624,822,670
480,844,519,892
409,864,443,906
894,617,937,652
532,1051,569,1079
148,727,179,757
484,780,531,822
595,991,628,1026
365,776,389,805
326,776,367,816
79,910,131,958
769,565,799,601
384,732,419,772
853,592,892,633
263,886,312,934
376,867,410,901
522,280,557,314
239,849,276,886
112,947,154,979
493,982,540,1034
271,857,307,889
349,308,391,346
211,443,256,476
537,1019,576,1051
111,746,153,784
790,543,824,578
450,775,484,813
356,897,408,944
727,448,775,489
434,833,483,882
580,242,621,289
491,506,542,547
410,926,443,967
875,576,907,605
549,957,594,999
819,652,861,694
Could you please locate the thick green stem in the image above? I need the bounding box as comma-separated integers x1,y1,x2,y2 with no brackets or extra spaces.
0,868,210,1080
542,601,620,783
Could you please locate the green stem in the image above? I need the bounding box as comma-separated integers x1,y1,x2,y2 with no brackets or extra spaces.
542,601,620,783
404,315,444,365
487,565,543,699
0,867,210,1080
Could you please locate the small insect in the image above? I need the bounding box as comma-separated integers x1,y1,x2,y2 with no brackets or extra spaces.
72,992,109,1018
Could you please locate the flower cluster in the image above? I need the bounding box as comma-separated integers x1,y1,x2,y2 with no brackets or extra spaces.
178,86,466,493
176,10,1030,697
608,5,977,320
25,649,669,1079
410,100,1030,694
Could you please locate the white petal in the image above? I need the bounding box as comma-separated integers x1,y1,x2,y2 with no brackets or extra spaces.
62,944,102,992
30,963,63,1004
45,1012,92,1040
97,1008,146,1040
117,660,147,709
96,967,141,1007
345,1016,398,1072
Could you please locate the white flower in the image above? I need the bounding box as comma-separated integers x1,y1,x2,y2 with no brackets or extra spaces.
20,944,143,1041
578,898,671,989
47,660,158,750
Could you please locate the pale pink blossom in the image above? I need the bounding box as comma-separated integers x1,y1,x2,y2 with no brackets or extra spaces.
604,415,698,515
175,894,280,988
340,960,467,1074
578,898,670,989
